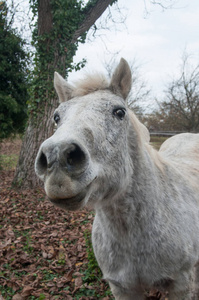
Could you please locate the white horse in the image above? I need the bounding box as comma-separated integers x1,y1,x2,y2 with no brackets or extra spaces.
35,58,199,299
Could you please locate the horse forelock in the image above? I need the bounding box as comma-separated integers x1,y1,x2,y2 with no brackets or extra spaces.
71,73,109,98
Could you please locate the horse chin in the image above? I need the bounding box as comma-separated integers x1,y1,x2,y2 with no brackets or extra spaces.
45,173,98,211
48,190,87,211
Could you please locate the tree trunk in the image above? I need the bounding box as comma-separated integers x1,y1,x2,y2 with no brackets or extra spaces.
13,0,117,188
71,0,114,43
13,98,57,188
38,0,53,36
13,0,56,188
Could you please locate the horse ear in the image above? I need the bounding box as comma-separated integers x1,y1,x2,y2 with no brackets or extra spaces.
109,58,132,100
54,72,74,102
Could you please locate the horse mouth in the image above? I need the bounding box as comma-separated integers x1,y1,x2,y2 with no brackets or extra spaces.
47,176,97,210
48,190,87,210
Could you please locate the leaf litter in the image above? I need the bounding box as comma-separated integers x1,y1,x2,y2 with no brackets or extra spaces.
0,139,167,299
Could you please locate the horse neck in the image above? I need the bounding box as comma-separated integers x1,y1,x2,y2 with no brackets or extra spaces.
128,111,165,203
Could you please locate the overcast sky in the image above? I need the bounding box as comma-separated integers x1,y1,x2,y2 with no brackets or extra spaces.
69,0,199,104
9,0,199,107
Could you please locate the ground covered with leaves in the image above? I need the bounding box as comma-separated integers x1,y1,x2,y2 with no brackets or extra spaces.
0,138,167,300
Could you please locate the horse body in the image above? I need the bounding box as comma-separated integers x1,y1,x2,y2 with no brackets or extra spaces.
35,59,199,299
93,130,199,299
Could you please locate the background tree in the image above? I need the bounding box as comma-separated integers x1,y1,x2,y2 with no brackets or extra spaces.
13,0,119,188
158,53,199,132
143,53,199,133
128,60,151,117
0,1,29,140
142,108,184,132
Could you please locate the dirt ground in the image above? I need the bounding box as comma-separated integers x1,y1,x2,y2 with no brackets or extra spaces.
0,138,167,300
0,138,22,156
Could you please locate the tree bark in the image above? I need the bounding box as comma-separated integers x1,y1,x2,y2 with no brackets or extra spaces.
72,0,114,43
38,0,53,35
13,0,117,188
13,99,57,188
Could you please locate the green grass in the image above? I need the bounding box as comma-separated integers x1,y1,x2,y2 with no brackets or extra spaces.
150,136,168,150
72,230,114,299
0,154,18,170
83,230,102,283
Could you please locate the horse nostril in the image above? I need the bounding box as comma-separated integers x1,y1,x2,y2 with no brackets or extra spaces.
35,141,88,178
37,151,48,174
66,143,86,170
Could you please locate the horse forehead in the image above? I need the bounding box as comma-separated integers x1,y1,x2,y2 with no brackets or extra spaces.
58,90,124,113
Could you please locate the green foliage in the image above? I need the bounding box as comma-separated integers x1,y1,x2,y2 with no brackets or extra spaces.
0,285,19,299
28,0,88,117
37,294,46,300
27,0,116,117
83,230,102,283
0,1,29,139
74,229,113,298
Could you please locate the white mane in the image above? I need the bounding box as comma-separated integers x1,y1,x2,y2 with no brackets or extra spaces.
71,73,109,98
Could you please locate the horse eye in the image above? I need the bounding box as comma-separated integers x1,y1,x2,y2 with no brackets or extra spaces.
113,108,126,120
54,113,60,124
